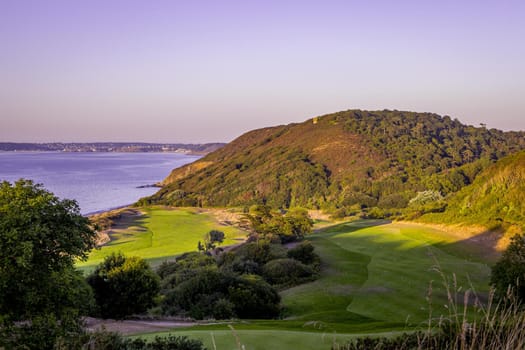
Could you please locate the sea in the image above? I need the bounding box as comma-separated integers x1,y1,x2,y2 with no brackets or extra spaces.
0,152,199,215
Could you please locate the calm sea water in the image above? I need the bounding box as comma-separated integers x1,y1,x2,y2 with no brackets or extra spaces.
0,152,199,214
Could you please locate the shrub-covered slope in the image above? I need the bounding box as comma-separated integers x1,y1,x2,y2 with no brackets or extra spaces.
422,151,525,230
147,109,525,210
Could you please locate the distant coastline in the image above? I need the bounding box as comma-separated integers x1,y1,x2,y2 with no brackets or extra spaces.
0,142,224,155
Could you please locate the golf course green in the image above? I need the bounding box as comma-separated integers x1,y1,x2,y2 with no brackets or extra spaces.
83,209,494,349
78,207,247,271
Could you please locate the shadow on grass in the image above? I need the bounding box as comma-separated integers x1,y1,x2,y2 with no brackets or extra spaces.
433,229,503,264
294,219,492,329
104,215,150,245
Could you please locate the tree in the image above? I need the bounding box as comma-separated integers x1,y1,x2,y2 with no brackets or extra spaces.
87,252,160,319
490,234,525,302
197,230,225,254
0,179,97,348
244,205,313,242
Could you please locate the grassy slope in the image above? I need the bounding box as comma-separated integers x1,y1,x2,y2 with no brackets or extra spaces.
77,208,246,272
132,220,492,350
282,221,490,327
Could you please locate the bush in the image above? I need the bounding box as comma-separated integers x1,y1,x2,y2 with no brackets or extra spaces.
218,242,287,275
491,233,525,302
227,275,281,318
87,253,160,319
262,258,315,286
287,241,319,265
160,270,280,319
62,330,206,350
0,313,84,350
157,252,216,290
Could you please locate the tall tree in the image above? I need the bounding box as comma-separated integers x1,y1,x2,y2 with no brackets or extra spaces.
87,252,160,319
0,179,97,348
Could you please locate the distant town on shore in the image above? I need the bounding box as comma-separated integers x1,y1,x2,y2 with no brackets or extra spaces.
0,142,224,154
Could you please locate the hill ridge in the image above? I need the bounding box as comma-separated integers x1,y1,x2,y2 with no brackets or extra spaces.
146,109,525,212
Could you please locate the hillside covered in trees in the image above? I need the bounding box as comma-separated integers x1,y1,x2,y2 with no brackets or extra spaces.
146,110,525,214
421,151,525,231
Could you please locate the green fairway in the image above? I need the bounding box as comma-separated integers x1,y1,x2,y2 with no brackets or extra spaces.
86,215,493,347
78,207,246,271
282,220,491,328
122,219,493,349
134,327,405,350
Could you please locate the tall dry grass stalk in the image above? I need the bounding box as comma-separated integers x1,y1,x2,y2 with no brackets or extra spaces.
420,259,525,350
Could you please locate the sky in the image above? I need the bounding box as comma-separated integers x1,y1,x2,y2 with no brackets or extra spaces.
1,0,524,143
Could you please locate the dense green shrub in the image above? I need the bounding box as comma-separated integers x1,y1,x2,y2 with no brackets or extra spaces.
262,258,315,286
55,330,206,350
334,332,449,350
157,252,216,290
87,253,160,319
286,241,318,264
157,232,320,320
491,233,525,302
227,274,281,318
160,269,280,319
0,313,85,350
218,241,287,275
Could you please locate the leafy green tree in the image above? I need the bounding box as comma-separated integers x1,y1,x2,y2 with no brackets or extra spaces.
0,179,97,349
490,234,525,302
87,252,160,319
197,229,225,253
245,205,313,242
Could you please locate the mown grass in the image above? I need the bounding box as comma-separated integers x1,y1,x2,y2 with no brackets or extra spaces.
133,327,406,350
281,220,490,329
124,218,493,350
81,213,493,348
77,207,246,272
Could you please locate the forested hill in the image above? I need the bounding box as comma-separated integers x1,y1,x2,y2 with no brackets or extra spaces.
147,110,525,211
421,151,525,231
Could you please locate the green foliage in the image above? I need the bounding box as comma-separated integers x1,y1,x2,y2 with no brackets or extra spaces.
51,330,206,350
197,229,225,253
245,205,313,242
0,179,97,349
409,190,444,206
262,258,316,286
157,252,216,289
160,269,280,319
421,151,525,229
149,110,525,211
87,252,160,319
286,241,319,265
0,312,84,350
218,241,287,275
403,190,447,218
491,234,525,301
157,238,320,320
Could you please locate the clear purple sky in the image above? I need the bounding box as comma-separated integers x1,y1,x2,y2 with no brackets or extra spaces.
1,0,524,143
